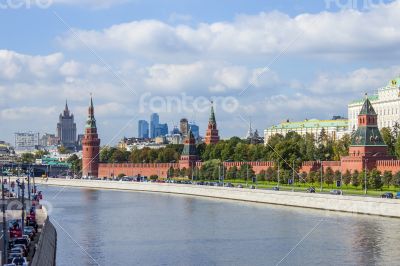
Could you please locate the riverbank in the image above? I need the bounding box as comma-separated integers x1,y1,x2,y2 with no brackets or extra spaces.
33,178,400,218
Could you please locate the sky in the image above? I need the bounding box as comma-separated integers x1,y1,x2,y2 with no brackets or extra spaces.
1,0,400,145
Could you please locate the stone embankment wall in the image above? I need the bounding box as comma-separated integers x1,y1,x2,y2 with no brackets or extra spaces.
31,210,57,266
37,178,400,218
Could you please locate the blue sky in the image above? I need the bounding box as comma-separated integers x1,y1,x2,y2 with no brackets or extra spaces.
0,0,399,145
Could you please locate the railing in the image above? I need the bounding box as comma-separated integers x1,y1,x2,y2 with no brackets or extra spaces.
30,216,57,266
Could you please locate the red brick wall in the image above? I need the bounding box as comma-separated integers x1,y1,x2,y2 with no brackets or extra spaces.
98,163,179,178
377,160,400,173
98,161,275,178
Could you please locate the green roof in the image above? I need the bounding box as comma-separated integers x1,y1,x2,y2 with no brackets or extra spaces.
351,126,386,146
350,94,379,104
268,119,348,130
359,97,377,115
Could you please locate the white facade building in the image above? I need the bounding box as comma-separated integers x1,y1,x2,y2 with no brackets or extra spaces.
264,118,348,143
348,77,400,131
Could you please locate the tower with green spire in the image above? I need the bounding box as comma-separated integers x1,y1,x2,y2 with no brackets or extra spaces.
341,94,394,172
82,95,101,178
205,101,220,145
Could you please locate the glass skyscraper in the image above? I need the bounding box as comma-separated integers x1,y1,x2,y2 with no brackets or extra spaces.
138,120,149,139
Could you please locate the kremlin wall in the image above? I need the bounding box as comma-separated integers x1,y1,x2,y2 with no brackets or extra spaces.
83,95,400,179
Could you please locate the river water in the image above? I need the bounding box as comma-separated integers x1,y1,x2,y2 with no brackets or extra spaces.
39,185,400,266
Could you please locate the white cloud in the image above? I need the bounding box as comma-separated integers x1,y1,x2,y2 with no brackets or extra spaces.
58,1,400,61
309,66,400,94
0,50,63,80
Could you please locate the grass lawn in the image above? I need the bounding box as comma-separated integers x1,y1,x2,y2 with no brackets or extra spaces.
196,179,400,197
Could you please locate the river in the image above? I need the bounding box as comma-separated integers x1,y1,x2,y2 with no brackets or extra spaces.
39,185,400,266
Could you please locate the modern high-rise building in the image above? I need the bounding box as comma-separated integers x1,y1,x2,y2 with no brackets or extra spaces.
138,120,149,139
180,118,189,137
188,122,199,139
155,123,169,137
57,100,77,149
14,132,39,151
150,113,160,138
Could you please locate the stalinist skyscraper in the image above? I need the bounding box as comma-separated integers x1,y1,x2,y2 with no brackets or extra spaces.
57,100,77,149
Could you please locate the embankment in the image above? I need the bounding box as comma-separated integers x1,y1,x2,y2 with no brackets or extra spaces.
37,178,400,218
31,207,57,266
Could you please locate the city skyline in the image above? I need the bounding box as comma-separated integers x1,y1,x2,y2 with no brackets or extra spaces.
1,0,400,145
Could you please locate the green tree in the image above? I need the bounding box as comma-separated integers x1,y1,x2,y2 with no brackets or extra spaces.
395,134,400,159
238,164,255,182
351,170,360,187
257,170,266,182
19,153,35,163
307,171,317,185
34,150,49,159
393,172,400,187
67,154,82,175
369,169,383,190
333,134,351,160
226,166,238,180
343,170,351,187
324,167,334,187
58,145,70,154
381,127,395,156
382,171,393,188
150,175,158,181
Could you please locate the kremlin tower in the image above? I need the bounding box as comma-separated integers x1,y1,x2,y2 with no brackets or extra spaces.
82,96,101,178
179,129,199,169
204,101,220,145
341,94,393,171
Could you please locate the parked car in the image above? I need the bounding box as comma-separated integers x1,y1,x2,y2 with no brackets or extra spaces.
272,186,280,191
225,183,234,188
11,257,28,266
396,192,400,199
306,187,316,193
250,185,256,189
330,190,342,195
237,184,244,188
381,192,394,199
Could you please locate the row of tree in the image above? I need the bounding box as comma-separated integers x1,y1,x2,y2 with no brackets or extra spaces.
99,130,351,170
167,162,400,190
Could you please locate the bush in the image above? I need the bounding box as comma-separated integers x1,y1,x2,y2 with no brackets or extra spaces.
150,175,159,181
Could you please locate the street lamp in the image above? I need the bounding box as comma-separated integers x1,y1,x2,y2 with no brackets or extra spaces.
364,158,368,195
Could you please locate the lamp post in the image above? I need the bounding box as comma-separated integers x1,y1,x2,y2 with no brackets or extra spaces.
364,158,368,195
277,162,280,188
320,161,323,192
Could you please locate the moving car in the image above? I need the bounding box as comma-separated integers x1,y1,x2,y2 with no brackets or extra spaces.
395,192,400,199
330,190,342,195
381,192,394,199
306,187,316,193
